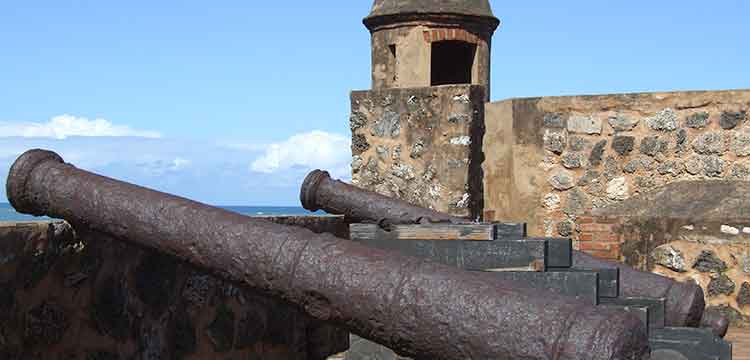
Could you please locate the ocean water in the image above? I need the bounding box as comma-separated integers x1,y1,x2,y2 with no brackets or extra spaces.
0,203,322,222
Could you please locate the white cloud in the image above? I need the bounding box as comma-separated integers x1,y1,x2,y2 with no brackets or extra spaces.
251,131,351,175
0,114,161,139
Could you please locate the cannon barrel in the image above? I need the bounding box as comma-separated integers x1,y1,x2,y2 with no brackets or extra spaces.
300,169,707,328
6,149,650,360
301,169,467,225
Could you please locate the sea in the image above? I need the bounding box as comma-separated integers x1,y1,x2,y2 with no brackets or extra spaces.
0,202,322,222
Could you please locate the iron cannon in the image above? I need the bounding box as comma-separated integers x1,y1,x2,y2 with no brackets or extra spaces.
300,169,708,330
7,149,650,360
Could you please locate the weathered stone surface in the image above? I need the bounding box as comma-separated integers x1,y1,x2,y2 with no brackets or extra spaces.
0,220,343,359
567,115,602,134
543,130,566,154
24,301,70,347
448,113,470,123
721,225,740,235
561,152,584,169
651,245,687,273
543,113,565,128
693,251,728,273
685,112,710,128
577,169,600,187
350,112,368,131
206,303,236,352
135,253,177,316
657,160,686,177
410,140,424,159
640,136,669,156
568,136,589,152
557,220,574,237
543,193,561,210
692,132,725,155
183,274,219,309
730,163,750,179
612,136,635,155
633,174,662,191
645,108,678,131
589,140,607,166
548,168,576,190
675,129,688,152
719,111,746,130
371,110,401,138
623,159,640,174
738,283,750,307
606,177,629,201
603,156,621,180
702,155,725,177
685,156,703,175
352,134,370,155
707,275,736,297
353,86,484,218
92,276,134,340
376,145,389,160
563,188,589,216
608,114,639,132
731,130,750,156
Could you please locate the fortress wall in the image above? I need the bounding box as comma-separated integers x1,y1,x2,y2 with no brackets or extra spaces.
350,84,486,220
0,217,349,360
482,89,750,324
483,89,750,236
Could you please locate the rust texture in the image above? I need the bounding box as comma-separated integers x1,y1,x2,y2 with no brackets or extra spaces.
300,169,707,329
7,149,650,360
301,169,467,226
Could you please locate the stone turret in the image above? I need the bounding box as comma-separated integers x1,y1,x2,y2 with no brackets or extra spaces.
364,0,500,97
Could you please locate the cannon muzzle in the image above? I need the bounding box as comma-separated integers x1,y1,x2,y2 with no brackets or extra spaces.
301,169,467,225
301,169,708,330
6,149,650,360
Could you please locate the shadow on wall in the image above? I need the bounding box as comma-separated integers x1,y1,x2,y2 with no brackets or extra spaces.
594,180,750,327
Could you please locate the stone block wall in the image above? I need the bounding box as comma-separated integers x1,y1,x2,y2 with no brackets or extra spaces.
577,213,750,327
350,85,486,219
482,90,750,324
0,217,349,359
578,181,750,326
482,89,750,238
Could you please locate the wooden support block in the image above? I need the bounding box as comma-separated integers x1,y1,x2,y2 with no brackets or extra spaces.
527,237,572,268
650,327,732,360
352,236,547,271
350,223,497,241
484,271,599,305
600,297,666,330
550,267,620,298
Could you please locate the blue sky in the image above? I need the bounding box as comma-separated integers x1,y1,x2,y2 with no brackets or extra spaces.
0,1,748,205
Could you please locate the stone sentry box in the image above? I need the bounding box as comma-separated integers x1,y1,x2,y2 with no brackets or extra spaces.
0,219,349,360
350,85,486,220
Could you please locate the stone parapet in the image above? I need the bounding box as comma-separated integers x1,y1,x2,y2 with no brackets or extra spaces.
0,217,349,359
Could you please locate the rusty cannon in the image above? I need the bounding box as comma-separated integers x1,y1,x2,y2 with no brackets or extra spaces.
300,169,709,331
6,149,651,360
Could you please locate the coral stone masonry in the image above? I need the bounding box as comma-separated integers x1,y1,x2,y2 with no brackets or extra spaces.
350,0,750,330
